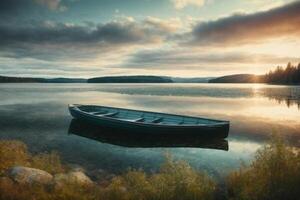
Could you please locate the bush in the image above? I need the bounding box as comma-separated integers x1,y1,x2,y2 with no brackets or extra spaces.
151,155,216,200
0,140,30,175
103,154,216,200
0,140,65,176
227,136,300,200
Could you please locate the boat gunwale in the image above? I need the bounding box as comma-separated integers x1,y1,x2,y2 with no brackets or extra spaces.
69,104,229,128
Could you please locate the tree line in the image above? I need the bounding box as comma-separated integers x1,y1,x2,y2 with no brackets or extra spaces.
264,62,300,84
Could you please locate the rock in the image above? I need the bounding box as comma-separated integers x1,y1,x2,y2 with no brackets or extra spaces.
9,166,53,185
54,171,93,187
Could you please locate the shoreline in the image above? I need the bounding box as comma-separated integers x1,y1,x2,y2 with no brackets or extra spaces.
0,136,299,199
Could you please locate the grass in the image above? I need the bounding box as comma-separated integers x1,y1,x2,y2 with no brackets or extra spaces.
227,136,300,200
0,140,29,175
0,140,65,176
0,136,299,200
103,155,216,200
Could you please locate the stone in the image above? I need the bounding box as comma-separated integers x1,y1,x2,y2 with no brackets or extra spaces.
54,171,93,186
9,166,53,185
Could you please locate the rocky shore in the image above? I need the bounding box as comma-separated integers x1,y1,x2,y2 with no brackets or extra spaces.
7,166,93,186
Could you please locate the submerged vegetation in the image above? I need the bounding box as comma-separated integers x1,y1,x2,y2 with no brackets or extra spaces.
0,136,299,200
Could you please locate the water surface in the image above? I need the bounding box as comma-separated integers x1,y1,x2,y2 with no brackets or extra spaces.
0,83,299,178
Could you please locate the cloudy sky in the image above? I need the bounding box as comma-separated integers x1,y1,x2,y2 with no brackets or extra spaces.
0,0,300,78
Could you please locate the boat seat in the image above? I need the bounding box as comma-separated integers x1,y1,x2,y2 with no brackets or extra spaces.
90,111,108,115
99,111,119,117
125,117,145,122
149,117,163,123
135,118,145,122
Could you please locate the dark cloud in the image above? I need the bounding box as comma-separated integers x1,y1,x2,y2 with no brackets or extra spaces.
123,49,300,68
189,1,300,46
0,21,140,45
0,19,169,60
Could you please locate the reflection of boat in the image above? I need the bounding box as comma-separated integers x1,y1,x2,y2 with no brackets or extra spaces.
68,119,229,150
68,104,229,139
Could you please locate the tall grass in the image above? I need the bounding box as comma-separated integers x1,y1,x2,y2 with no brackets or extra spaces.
103,155,216,200
0,140,65,176
0,136,299,200
227,136,300,200
0,140,30,175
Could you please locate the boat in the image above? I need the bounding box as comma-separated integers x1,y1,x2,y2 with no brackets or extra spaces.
68,119,229,150
68,104,230,139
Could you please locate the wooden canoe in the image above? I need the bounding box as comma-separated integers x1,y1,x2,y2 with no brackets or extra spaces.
68,104,229,139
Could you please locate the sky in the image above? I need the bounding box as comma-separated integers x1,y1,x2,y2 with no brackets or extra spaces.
0,0,300,78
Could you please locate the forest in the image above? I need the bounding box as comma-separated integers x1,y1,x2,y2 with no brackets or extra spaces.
264,62,300,84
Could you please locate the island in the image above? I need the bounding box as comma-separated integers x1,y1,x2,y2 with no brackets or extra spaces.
0,76,43,83
88,76,173,83
0,76,87,83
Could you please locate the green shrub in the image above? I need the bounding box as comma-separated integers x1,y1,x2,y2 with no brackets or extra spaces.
227,136,300,200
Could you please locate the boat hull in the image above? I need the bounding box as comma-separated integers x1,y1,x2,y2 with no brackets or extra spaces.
68,119,229,150
69,105,229,139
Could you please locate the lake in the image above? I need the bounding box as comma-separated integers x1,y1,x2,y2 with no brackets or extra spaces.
0,83,299,178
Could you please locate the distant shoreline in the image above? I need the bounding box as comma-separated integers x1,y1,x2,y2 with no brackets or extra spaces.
1,69,300,85
0,75,212,84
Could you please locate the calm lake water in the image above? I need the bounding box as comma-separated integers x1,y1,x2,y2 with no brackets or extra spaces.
0,83,299,178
